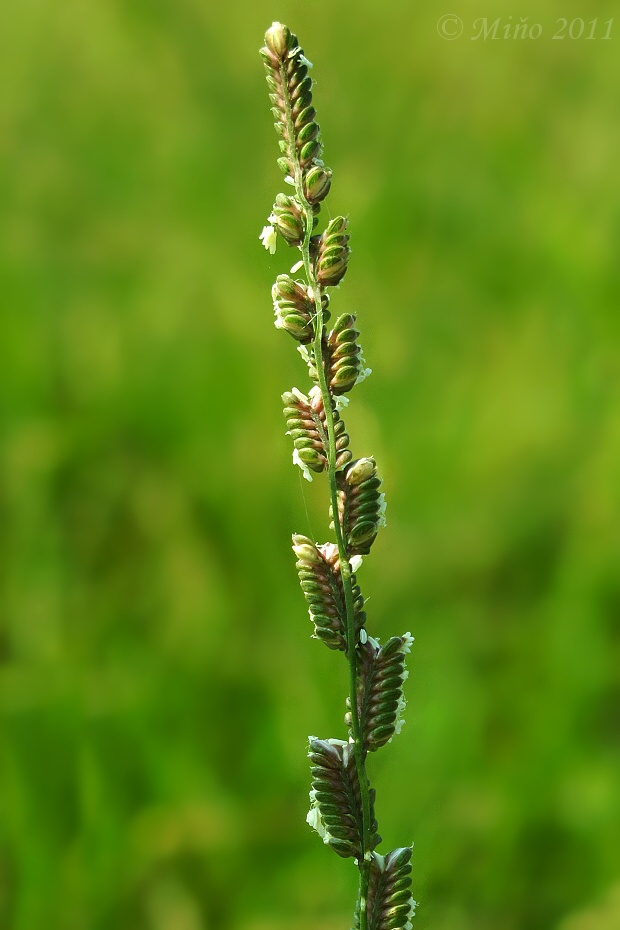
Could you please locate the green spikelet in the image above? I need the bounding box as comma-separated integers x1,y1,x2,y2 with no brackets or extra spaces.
316,216,350,287
353,848,416,930
283,386,352,475
327,312,369,394
260,23,331,185
292,535,366,650
304,314,369,396
306,738,380,859
304,163,332,204
273,275,327,344
270,193,319,248
334,458,386,555
346,634,414,751
326,313,362,394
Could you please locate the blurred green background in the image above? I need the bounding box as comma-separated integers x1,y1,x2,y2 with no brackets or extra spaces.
1,0,619,928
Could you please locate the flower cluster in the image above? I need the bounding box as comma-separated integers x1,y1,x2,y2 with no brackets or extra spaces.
307,738,380,859
283,385,351,480
259,23,332,255
292,535,366,651
333,458,387,555
354,847,417,930
260,23,331,194
316,216,351,288
305,312,370,395
346,634,414,751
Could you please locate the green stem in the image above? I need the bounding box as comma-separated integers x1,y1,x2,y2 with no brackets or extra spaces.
278,61,372,930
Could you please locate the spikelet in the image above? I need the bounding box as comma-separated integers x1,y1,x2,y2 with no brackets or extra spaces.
304,314,368,396
353,848,416,930
334,458,386,555
270,193,319,248
325,313,362,394
316,216,350,287
292,535,366,651
283,385,351,474
273,275,329,344
306,738,380,859
260,23,332,199
304,163,332,203
346,634,414,751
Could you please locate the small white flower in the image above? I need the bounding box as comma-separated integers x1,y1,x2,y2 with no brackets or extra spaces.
377,492,387,528
326,738,348,749
355,348,372,385
293,447,313,482
259,224,277,254
355,365,373,385
349,554,363,573
306,792,331,843
393,692,407,736
388,635,414,741
284,175,295,186
372,851,385,871
290,259,304,274
299,53,313,68
359,628,368,645
333,394,349,411
273,300,285,329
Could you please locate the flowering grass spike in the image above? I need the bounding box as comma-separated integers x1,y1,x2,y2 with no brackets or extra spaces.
259,23,416,929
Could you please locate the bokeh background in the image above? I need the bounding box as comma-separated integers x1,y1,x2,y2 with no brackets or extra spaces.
1,0,619,928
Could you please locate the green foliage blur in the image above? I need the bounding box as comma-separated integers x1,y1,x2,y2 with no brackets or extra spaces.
1,0,619,928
